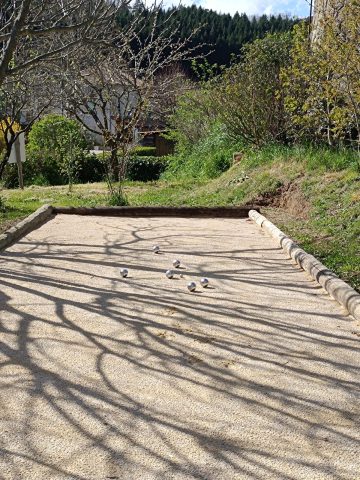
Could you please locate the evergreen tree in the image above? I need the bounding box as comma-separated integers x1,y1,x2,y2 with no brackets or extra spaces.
116,5,299,70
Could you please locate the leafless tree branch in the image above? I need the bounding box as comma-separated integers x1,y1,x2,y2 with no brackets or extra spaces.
0,0,126,86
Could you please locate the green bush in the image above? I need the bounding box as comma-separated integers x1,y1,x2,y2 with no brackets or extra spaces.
3,156,58,188
216,32,293,146
133,146,156,157
91,151,165,182
25,115,89,186
78,153,105,183
2,151,106,188
127,156,167,182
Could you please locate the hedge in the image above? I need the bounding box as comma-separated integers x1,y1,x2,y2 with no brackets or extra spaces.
133,146,156,157
2,152,166,187
127,156,167,182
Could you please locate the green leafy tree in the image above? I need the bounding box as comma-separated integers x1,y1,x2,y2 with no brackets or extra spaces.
282,4,360,152
322,0,360,153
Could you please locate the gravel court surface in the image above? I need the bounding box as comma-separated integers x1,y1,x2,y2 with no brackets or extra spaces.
0,214,359,480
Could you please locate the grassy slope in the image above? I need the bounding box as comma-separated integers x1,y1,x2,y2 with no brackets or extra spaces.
1,159,359,291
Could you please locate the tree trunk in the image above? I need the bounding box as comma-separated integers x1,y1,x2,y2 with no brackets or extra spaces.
0,143,12,180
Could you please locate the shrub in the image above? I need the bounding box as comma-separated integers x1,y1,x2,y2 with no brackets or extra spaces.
133,146,156,157
2,163,20,188
26,115,88,187
165,32,293,182
77,153,105,183
215,32,293,146
127,156,167,182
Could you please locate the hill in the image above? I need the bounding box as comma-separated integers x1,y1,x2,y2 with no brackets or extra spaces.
117,5,300,67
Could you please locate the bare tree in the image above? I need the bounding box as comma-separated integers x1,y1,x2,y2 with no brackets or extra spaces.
0,65,57,181
61,3,202,203
146,64,190,130
0,0,126,185
0,0,124,86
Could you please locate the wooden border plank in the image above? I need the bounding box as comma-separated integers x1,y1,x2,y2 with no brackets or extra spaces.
53,206,260,218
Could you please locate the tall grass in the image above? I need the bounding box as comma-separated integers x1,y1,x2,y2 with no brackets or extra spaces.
242,144,359,172
164,124,359,182
164,124,239,180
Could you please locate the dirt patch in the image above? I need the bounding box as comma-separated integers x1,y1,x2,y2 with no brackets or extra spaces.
255,179,310,219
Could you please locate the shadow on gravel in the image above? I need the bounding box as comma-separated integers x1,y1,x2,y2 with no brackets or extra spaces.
0,218,359,479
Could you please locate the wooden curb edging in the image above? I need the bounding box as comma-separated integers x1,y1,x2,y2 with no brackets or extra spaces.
249,209,360,321
0,204,54,252
53,206,260,218
0,205,259,253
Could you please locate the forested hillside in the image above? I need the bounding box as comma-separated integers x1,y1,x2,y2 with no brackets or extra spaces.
117,5,300,66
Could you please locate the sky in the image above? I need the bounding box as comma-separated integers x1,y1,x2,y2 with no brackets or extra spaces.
168,0,310,17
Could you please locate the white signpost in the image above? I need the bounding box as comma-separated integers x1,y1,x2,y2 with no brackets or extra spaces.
8,132,26,189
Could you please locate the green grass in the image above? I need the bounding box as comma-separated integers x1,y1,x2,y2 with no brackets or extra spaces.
0,183,108,229
1,146,359,292
0,180,207,229
276,169,360,291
